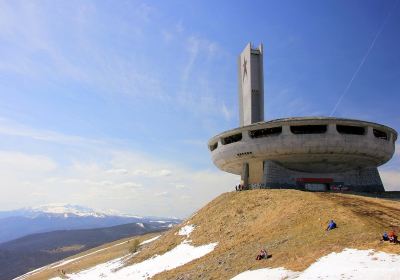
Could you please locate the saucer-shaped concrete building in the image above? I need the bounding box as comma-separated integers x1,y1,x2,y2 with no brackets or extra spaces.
208,43,397,192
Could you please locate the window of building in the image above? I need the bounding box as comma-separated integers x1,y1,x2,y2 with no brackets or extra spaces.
209,142,218,151
290,125,327,134
237,151,252,157
221,133,242,145
336,125,365,135
249,126,282,138
373,129,388,140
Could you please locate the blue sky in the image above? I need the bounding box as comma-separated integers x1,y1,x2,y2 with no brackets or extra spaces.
0,0,399,217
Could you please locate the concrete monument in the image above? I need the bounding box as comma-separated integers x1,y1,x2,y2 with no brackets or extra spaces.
238,43,264,126
208,43,397,192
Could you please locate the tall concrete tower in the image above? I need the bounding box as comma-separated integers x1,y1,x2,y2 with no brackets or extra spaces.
238,43,264,126
209,42,397,193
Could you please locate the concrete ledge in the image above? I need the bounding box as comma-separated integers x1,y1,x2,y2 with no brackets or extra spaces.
209,117,397,174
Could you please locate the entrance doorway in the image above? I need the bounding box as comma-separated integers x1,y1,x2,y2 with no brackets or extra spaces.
296,178,333,192
304,183,328,191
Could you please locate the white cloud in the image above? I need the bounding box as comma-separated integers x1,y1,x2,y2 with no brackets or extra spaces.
0,140,238,218
0,1,237,217
181,36,200,84
0,150,56,173
131,169,149,176
179,36,221,107
0,117,103,146
0,1,169,102
175,21,184,33
155,191,169,197
133,2,154,23
161,30,173,42
106,168,128,175
379,145,400,191
181,139,207,147
0,2,231,125
221,103,233,121
130,168,172,178
159,169,172,176
161,21,184,43
111,182,143,190
381,170,400,191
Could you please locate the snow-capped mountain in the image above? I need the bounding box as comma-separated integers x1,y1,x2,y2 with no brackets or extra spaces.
0,203,144,219
28,203,109,218
0,204,181,244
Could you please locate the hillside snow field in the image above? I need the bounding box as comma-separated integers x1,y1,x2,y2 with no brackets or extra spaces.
20,190,400,279
15,232,163,280
48,224,217,279
232,248,400,279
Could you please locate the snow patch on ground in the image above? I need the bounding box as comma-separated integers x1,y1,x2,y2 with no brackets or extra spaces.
50,240,217,279
139,235,160,245
150,220,166,223
231,248,400,280
52,240,127,268
178,224,195,237
17,235,161,279
136,222,145,228
48,226,216,280
231,267,297,280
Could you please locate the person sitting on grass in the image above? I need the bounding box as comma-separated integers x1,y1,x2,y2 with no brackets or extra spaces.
388,230,398,243
326,220,337,231
256,249,267,260
381,232,389,241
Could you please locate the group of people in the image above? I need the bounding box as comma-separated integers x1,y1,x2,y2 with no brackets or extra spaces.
381,230,399,244
254,220,398,262
255,220,338,260
235,184,248,191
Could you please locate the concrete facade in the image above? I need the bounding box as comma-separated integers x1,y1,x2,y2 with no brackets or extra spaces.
209,118,397,173
238,43,264,126
262,160,384,192
208,43,398,193
209,117,397,192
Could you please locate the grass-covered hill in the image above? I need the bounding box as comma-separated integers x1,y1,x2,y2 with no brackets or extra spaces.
2,222,165,280
21,190,400,280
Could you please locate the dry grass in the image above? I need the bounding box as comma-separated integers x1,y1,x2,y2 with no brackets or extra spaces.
25,190,400,280
42,245,86,254
129,190,400,280
23,232,162,280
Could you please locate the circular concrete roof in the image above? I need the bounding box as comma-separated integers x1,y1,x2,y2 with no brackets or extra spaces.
208,117,397,174
209,117,397,144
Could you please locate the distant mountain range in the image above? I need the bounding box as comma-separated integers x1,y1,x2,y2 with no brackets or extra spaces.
0,222,170,280
0,203,180,244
